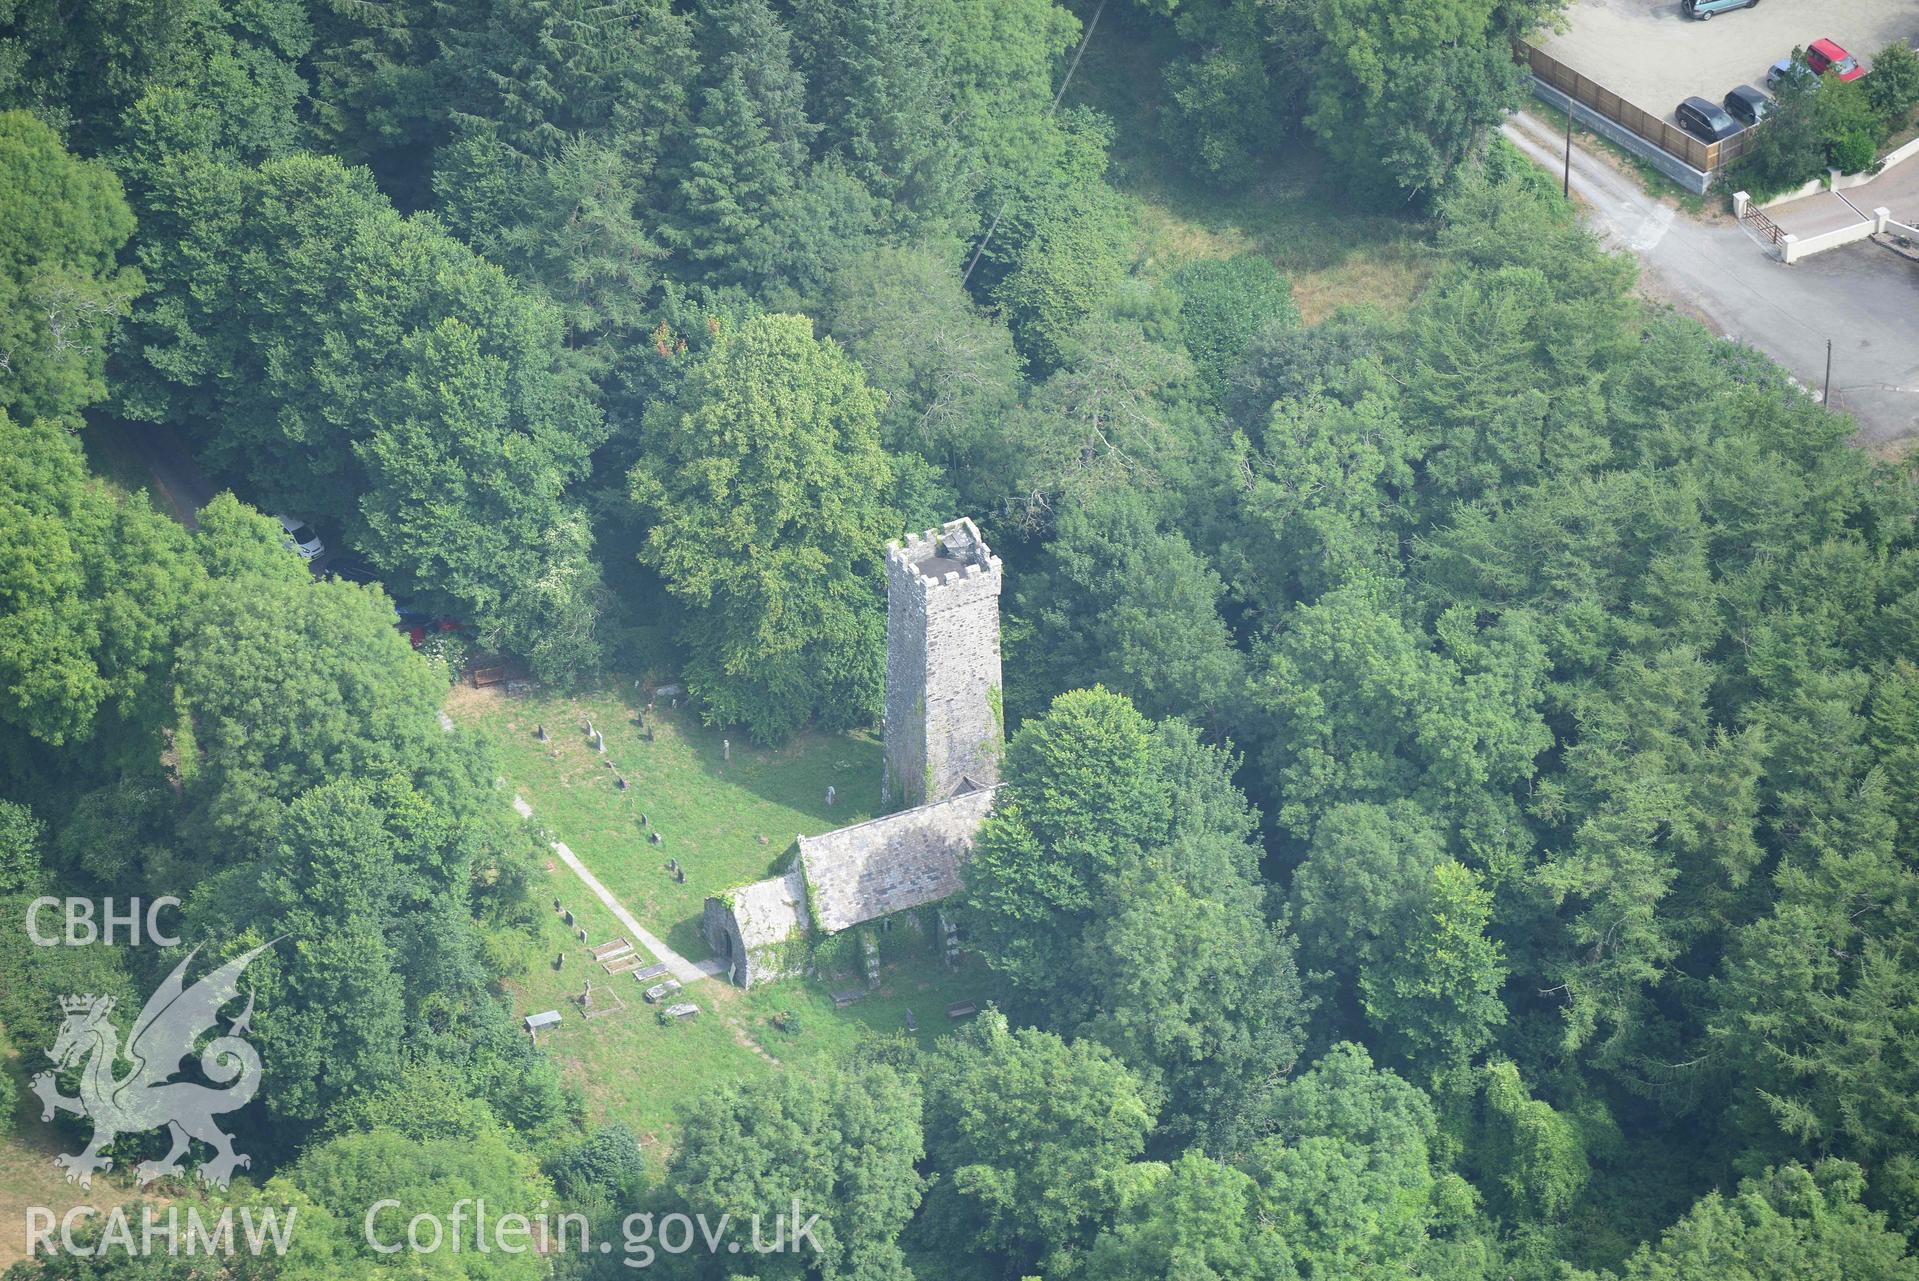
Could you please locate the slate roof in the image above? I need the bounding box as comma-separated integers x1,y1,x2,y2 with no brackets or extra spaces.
729,868,808,949
797,787,1000,934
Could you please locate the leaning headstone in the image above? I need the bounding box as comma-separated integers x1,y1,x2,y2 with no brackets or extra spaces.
650,830,663,846
535,723,547,742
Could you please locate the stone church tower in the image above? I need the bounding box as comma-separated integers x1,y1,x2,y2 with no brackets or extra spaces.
882,518,1004,808
704,516,1006,987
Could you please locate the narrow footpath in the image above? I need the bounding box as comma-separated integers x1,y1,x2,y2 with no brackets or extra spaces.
513,793,725,985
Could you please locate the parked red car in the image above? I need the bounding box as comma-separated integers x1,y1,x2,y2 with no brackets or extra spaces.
1806,38,1865,82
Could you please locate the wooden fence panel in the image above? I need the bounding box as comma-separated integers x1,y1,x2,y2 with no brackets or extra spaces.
1518,40,1742,176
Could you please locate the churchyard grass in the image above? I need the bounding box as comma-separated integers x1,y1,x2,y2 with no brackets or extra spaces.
451,680,880,961
458,678,1004,1155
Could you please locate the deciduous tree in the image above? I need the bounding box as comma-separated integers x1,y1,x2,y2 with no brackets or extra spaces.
630,313,895,741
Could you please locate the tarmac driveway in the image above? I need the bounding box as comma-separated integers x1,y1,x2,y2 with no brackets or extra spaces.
1505,108,1919,449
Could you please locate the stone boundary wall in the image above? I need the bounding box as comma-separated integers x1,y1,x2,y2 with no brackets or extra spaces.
1527,77,1714,195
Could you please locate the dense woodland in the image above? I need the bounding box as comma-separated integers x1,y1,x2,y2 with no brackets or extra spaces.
3,0,1919,1278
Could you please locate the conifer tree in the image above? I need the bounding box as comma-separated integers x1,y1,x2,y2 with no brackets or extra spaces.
664,67,795,287
703,0,817,170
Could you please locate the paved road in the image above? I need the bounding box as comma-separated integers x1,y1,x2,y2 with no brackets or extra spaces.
1848,147,1919,224
1768,188,1871,239
1768,147,1919,239
1503,109,1919,447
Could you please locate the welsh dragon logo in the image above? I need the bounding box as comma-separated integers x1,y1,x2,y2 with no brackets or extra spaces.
31,942,273,1190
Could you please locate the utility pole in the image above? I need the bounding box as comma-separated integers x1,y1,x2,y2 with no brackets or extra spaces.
1563,108,1573,197
963,0,1107,286
1824,338,1833,408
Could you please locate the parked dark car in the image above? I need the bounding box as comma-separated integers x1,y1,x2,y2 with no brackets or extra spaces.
1675,96,1741,143
1723,84,1773,127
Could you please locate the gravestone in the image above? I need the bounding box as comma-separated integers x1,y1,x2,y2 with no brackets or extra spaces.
825,785,836,807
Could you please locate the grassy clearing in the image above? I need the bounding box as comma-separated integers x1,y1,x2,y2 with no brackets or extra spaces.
1070,10,1435,321
456,680,1005,1154
452,681,880,960
0,1041,162,1270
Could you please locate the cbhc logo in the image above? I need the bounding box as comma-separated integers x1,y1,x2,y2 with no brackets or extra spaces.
25,897,182,947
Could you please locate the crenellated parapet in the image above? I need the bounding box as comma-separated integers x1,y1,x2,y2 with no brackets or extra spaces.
884,519,1004,610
